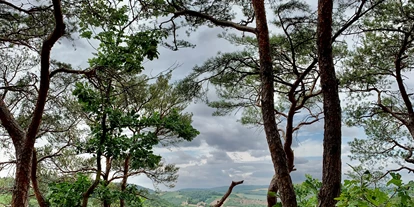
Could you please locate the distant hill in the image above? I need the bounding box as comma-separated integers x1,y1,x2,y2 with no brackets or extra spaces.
144,185,268,207
0,177,267,207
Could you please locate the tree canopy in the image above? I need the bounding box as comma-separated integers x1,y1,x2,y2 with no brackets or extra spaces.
1,0,414,207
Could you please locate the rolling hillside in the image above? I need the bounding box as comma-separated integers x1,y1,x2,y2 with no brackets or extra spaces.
144,185,269,207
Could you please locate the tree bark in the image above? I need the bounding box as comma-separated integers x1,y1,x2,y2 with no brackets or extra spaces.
0,1,65,206
12,148,32,206
267,175,278,207
103,156,112,207
251,1,297,206
32,150,49,207
317,0,342,206
120,155,130,207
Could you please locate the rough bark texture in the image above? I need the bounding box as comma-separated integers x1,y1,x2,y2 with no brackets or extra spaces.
251,1,297,206
317,0,342,206
13,148,33,206
32,150,49,207
1,1,65,206
267,175,278,207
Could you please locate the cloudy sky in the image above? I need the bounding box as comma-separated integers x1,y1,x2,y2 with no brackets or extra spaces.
45,2,414,191
49,25,360,190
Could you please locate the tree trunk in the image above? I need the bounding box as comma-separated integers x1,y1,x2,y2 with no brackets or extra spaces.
0,1,65,206
12,148,33,207
267,175,278,207
317,0,342,206
32,150,48,207
103,156,112,207
120,155,130,207
83,80,111,207
251,1,297,206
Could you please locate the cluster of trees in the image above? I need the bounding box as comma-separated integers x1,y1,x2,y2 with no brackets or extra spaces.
0,0,413,206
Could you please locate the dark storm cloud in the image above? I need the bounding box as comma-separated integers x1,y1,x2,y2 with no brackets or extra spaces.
176,136,203,147
199,120,267,152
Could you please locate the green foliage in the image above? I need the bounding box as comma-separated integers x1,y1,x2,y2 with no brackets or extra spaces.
94,184,144,207
46,174,91,207
340,0,414,172
69,2,200,203
294,175,321,207
177,0,326,135
336,172,414,207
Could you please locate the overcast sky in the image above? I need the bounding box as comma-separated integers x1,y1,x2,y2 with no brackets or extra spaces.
48,25,359,191
45,2,414,191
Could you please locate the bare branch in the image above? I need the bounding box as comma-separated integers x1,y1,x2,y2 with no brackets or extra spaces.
173,9,256,34
213,180,244,207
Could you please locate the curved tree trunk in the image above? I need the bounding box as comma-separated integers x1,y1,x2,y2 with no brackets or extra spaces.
2,1,66,206
317,0,342,206
252,1,297,206
267,175,278,207
32,150,48,207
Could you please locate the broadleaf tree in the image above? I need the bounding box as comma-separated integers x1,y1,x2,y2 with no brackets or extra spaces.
72,2,199,206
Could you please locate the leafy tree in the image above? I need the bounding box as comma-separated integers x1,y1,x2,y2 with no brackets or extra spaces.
68,2,199,206
341,0,414,176
0,1,196,206
46,174,92,207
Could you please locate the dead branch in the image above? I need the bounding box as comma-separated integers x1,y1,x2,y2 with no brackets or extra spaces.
213,180,243,207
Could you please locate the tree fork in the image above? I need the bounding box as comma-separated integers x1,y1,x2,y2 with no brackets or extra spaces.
6,0,65,206
252,0,297,206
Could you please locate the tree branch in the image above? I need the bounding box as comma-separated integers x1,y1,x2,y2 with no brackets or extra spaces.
332,0,385,41
0,99,25,148
50,67,97,79
173,9,256,34
31,150,48,207
0,0,52,14
213,180,243,207
394,29,414,116
25,0,65,149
